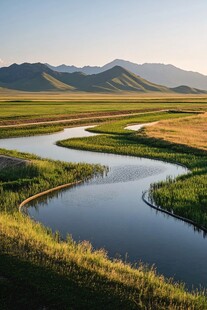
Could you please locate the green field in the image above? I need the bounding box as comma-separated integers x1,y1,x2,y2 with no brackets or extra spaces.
1,96,207,309
1,94,207,122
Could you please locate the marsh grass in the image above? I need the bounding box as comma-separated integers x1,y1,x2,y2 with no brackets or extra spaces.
0,149,103,213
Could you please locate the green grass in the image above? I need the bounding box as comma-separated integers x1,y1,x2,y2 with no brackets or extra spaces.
87,111,195,135
0,148,103,213
0,111,196,139
0,125,64,138
1,98,207,122
2,212,207,310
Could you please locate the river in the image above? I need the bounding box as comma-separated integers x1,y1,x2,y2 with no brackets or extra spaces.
0,126,207,289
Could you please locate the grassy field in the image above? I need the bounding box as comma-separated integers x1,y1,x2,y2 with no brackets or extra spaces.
87,111,196,135
146,112,207,151
0,111,195,139
1,93,207,124
1,93,207,140
1,88,207,101
1,96,207,309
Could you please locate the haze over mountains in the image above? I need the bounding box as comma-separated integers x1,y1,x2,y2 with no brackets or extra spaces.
0,62,206,94
47,59,207,91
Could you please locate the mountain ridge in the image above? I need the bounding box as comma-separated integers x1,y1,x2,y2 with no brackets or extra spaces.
0,62,206,94
46,59,207,90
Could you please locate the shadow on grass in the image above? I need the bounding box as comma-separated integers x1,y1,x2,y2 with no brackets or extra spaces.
0,253,136,310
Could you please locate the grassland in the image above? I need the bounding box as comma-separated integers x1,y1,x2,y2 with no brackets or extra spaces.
146,112,207,151
87,111,196,135
1,93,207,124
1,96,207,309
1,93,207,140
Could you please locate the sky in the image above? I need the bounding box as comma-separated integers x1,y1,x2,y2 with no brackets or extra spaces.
1,0,207,74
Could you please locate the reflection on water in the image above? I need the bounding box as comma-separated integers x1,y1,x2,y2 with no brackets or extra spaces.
1,126,207,289
88,165,166,185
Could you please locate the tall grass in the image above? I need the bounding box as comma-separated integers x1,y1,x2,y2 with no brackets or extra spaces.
0,150,103,213
1,210,206,309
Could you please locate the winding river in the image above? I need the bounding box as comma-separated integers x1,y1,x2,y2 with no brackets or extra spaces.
1,126,207,289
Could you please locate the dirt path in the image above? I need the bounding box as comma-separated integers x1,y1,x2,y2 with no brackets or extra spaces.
0,109,168,128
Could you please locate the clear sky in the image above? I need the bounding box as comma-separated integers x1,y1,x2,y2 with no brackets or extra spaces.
1,0,207,74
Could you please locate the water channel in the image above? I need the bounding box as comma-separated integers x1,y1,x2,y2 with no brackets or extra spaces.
0,126,206,289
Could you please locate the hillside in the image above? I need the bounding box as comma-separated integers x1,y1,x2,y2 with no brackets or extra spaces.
72,66,170,92
0,63,75,91
47,59,207,90
0,62,206,94
170,85,207,94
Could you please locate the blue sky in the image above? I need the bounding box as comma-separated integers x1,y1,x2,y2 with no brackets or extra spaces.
1,0,207,73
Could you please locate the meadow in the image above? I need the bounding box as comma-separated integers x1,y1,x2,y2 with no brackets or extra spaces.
1,95,207,309
1,93,207,124
1,93,207,139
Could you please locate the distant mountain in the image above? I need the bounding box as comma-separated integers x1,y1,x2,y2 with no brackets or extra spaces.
0,62,206,94
47,59,207,90
46,63,101,75
171,85,207,94
77,66,170,92
0,63,75,91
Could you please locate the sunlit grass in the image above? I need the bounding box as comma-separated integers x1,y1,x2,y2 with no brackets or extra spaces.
146,112,207,151
87,111,195,135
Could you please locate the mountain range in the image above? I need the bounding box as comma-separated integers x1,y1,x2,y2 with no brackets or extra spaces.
0,62,206,94
47,59,207,91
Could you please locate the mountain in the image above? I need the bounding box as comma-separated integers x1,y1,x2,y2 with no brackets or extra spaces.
46,63,101,75
0,63,75,91
0,62,206,94
171,85,207,94
75,66,170,92
47,59,207,90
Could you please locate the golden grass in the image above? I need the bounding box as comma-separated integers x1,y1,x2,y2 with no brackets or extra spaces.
1,88,207,101
0,212,205,309
145,113,207,151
